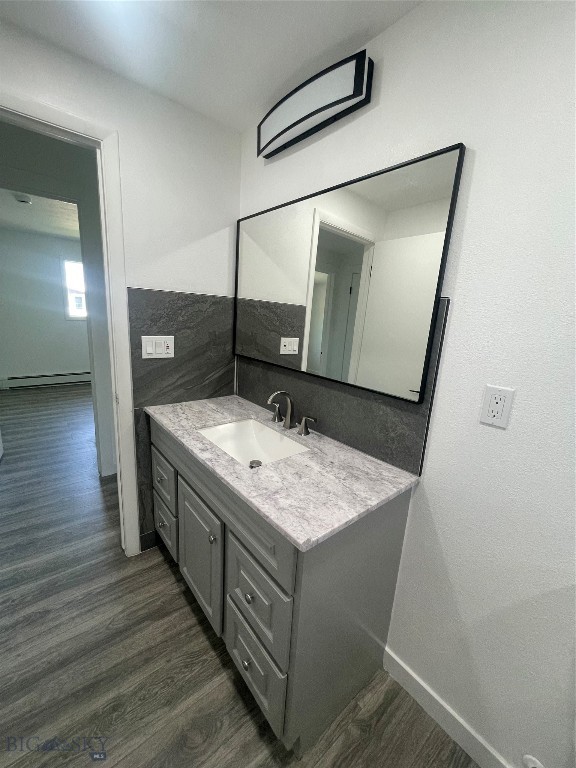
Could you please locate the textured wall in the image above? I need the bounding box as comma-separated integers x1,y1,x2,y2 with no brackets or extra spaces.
238,4,575,767
128,288,235,539
235,298,306,370
237,299,448,476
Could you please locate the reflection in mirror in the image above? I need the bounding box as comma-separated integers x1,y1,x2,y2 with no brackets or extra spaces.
236,145,464,402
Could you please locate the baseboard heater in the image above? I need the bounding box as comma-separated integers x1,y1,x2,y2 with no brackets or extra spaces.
1,372,92,389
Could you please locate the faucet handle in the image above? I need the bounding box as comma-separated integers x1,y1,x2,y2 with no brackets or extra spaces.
297,416,316,436
268,402,283,423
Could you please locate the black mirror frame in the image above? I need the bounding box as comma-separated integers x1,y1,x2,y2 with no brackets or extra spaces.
234,143,466,404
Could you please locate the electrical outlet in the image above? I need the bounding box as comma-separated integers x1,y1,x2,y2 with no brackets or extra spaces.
141,335,174,358
480,385,515,428
280,337,299,355
523,756,546,768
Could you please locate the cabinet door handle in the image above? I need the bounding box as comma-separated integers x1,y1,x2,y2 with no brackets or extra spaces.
241,659,251,671
158,521,166,528
208,533,217,543
244,593,254,605
156,475,163,484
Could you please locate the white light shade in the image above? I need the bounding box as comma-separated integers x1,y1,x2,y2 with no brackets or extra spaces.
258,50,373,159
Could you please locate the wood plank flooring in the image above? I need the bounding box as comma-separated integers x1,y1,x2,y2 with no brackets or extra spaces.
0,384,479,768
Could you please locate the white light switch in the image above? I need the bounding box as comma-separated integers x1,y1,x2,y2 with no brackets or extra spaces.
480,385,515,428
141,336,175,358
280,337,300,355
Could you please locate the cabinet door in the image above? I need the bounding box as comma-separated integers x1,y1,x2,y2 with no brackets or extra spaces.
178,478,223,636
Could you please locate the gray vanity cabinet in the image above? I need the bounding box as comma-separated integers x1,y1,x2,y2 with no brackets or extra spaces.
148,418,411,756
178,477,224,636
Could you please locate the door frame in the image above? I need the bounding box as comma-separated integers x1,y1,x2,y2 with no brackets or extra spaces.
0,90,140,557
301,208,374,377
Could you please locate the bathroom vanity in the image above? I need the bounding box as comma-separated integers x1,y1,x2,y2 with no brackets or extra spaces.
145,395,417,754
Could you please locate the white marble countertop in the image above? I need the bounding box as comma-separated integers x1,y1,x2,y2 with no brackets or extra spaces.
145,396,418,552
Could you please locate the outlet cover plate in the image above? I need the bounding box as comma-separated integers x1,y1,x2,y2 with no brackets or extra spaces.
280,337,299,355
141,335,174,358
480,385,515,428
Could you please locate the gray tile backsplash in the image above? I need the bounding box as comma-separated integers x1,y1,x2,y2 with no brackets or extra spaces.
127,288,235,543
236,299,449,476
235,298,306,370
128,288,235,408
130,287,447,546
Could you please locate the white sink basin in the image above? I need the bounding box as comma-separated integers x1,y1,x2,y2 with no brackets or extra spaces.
198,419,309,467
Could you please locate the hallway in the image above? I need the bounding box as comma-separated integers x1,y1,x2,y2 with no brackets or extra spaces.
0,385,476,767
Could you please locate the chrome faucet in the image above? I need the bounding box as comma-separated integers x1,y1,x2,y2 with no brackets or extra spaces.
266,390,296,429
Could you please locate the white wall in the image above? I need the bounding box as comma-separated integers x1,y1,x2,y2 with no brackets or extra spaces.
356,231,445,398
0,227,89,381
239,185,386,305
239,4,575,768
0,20,241,298
353,198,451,398
383,198,451,240
239,204,313,305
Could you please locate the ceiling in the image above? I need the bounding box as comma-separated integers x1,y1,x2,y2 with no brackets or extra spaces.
0,188,80,239
318,227,365,257
0,0,421,131
349,149,459,211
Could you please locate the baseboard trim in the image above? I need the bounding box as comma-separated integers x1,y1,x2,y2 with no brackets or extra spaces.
2,372,91,389
383,647,513,768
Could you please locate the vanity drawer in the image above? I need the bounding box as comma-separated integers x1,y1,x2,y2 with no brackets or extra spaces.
225,596,287,738
151,445,177,514
153,491,178,563
226,533,293,672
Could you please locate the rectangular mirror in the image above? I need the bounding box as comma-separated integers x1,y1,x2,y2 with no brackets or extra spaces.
235,144,464,402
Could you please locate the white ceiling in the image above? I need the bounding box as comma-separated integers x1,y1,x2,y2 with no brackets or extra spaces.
319,227,365,257
0,0,421,131
0,188,80,240
349,149,459,211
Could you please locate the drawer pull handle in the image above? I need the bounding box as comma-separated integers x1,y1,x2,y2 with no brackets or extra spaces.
244,593,254,605
156,475,164,484
241,659,251,671
208,534,217,543
158,521,166,529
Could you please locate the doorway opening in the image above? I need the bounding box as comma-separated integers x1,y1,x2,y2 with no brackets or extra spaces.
307,226,366,379
303,214,375,383
0,120,122,556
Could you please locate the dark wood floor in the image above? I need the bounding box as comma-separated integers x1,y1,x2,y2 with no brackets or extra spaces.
0,384,478,767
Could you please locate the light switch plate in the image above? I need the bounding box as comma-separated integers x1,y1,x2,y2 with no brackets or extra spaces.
480,385,515,428
141,335,174,358
280,337,300,355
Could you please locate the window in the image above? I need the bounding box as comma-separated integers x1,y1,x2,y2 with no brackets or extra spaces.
63,260,87,319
